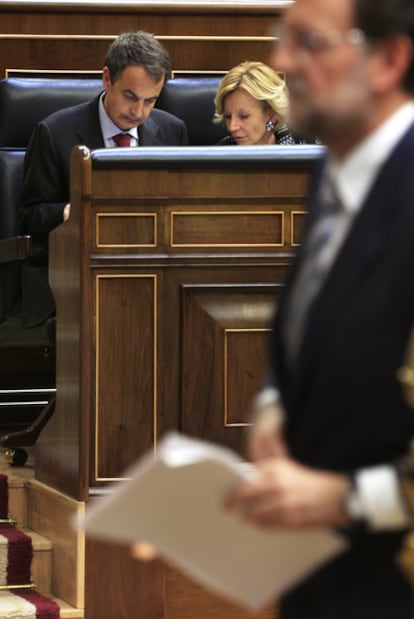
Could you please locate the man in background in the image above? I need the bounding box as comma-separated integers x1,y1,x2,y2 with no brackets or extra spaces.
225,0,414,617
19,31,188,328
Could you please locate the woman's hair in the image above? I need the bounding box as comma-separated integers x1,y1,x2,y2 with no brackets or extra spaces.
213,61,289,126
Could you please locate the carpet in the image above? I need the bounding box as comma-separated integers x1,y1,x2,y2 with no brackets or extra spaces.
0,474,60,618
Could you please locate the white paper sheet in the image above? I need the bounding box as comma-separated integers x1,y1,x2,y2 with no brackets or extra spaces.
78,432,347,611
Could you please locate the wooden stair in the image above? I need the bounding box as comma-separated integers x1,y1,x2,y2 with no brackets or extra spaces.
7,467,84,618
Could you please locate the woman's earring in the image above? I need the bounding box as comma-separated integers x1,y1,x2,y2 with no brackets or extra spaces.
266,120,275,132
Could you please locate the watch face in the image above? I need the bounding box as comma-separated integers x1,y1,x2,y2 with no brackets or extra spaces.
345,488,365,522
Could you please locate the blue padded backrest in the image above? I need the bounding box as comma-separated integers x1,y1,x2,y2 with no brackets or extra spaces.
156,76,227,145
0,75,228,148
0,149,26,319
0,78,102,147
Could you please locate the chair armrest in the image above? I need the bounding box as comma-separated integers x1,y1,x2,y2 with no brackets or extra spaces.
0,235,32,264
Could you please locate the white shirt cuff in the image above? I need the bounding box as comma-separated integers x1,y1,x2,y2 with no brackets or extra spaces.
355,465,410,530
252,387,280,410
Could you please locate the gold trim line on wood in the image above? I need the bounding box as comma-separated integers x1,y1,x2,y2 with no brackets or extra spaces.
290,209,306,247
0,0,293,8
0,34,274,42
96,212,157,249
5,68,102,77
0,516,17,525
171,210,285,248
5,68,226,78
224,328,271,428
94,273,157,483
0,583,36,591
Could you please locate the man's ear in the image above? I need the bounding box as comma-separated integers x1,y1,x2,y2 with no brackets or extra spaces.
102,66,111,92
371,35,413,95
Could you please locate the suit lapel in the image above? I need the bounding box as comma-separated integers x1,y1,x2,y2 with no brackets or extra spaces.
289,123,414,396
138,116,161,145
75,95,105,149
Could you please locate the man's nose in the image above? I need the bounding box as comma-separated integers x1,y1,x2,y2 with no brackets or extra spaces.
270,40,294,74
131,100,145,118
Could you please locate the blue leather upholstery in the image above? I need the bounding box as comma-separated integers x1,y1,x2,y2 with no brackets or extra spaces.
0,75,227,147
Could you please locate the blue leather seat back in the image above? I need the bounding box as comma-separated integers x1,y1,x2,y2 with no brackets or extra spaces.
0,75,227,147
0,149,26,319
157,76,227,145
0,78,102,147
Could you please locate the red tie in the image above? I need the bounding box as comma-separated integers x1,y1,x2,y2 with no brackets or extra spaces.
113,133,131,147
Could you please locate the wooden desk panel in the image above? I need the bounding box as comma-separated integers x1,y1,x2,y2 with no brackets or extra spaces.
39,143,319,619
39,144,319,498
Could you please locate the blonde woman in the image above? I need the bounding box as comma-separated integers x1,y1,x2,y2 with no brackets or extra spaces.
214,60,307,145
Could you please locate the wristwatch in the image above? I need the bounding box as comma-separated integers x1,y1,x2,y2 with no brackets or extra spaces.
343,482,366,523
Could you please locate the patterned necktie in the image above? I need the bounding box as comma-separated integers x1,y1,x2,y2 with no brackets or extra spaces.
284,173,345,366
113,133,131,147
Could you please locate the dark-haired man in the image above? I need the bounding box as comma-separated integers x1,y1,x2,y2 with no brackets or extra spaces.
19,31,188,327
225,0,414,617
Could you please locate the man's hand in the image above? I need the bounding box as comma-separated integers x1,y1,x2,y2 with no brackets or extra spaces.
248,400,289,461
130,542,158,562
63,203,71,221
224,456,351,529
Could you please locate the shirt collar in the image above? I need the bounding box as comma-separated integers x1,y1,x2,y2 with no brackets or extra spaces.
98,92,138,143
328,101,414,214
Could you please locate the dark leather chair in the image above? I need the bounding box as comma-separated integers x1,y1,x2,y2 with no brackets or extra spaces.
0,75,227,148
0,78,102,463
0,148,55,464
0,77,102,147
157,76,227,145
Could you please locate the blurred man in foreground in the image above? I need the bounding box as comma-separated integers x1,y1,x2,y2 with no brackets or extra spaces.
225,0,414,617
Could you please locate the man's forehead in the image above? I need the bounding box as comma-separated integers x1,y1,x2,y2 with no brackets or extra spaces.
116,66,164,92
285,0,354,30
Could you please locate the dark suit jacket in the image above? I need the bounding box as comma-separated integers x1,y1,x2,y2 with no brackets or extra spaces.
19,94,188,326
271,122,414,618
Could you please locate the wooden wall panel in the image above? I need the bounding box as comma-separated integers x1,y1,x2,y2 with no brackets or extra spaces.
93,273,157,482
181,283,276,456
0,37,275,77
0,1,290,77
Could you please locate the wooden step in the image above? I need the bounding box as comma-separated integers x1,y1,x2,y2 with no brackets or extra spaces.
7,473,29,528
53,596,84,618
25,529,52,595
22,530,84,617
0,457,84,617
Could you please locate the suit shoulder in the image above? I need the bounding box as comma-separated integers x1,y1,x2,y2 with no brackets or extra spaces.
150,107,186,128
40,96,99,130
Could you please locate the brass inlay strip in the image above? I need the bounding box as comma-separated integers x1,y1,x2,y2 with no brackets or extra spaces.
0,34,274,42
0,583,35,591
95,274,157,482
4,68,101,77
171,210,285,248
0,0,292,8
291,209,306,247
5,68,226,78
224,328,271,427
95,212,157,249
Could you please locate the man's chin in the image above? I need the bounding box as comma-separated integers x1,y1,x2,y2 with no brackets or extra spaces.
119,119,141,130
